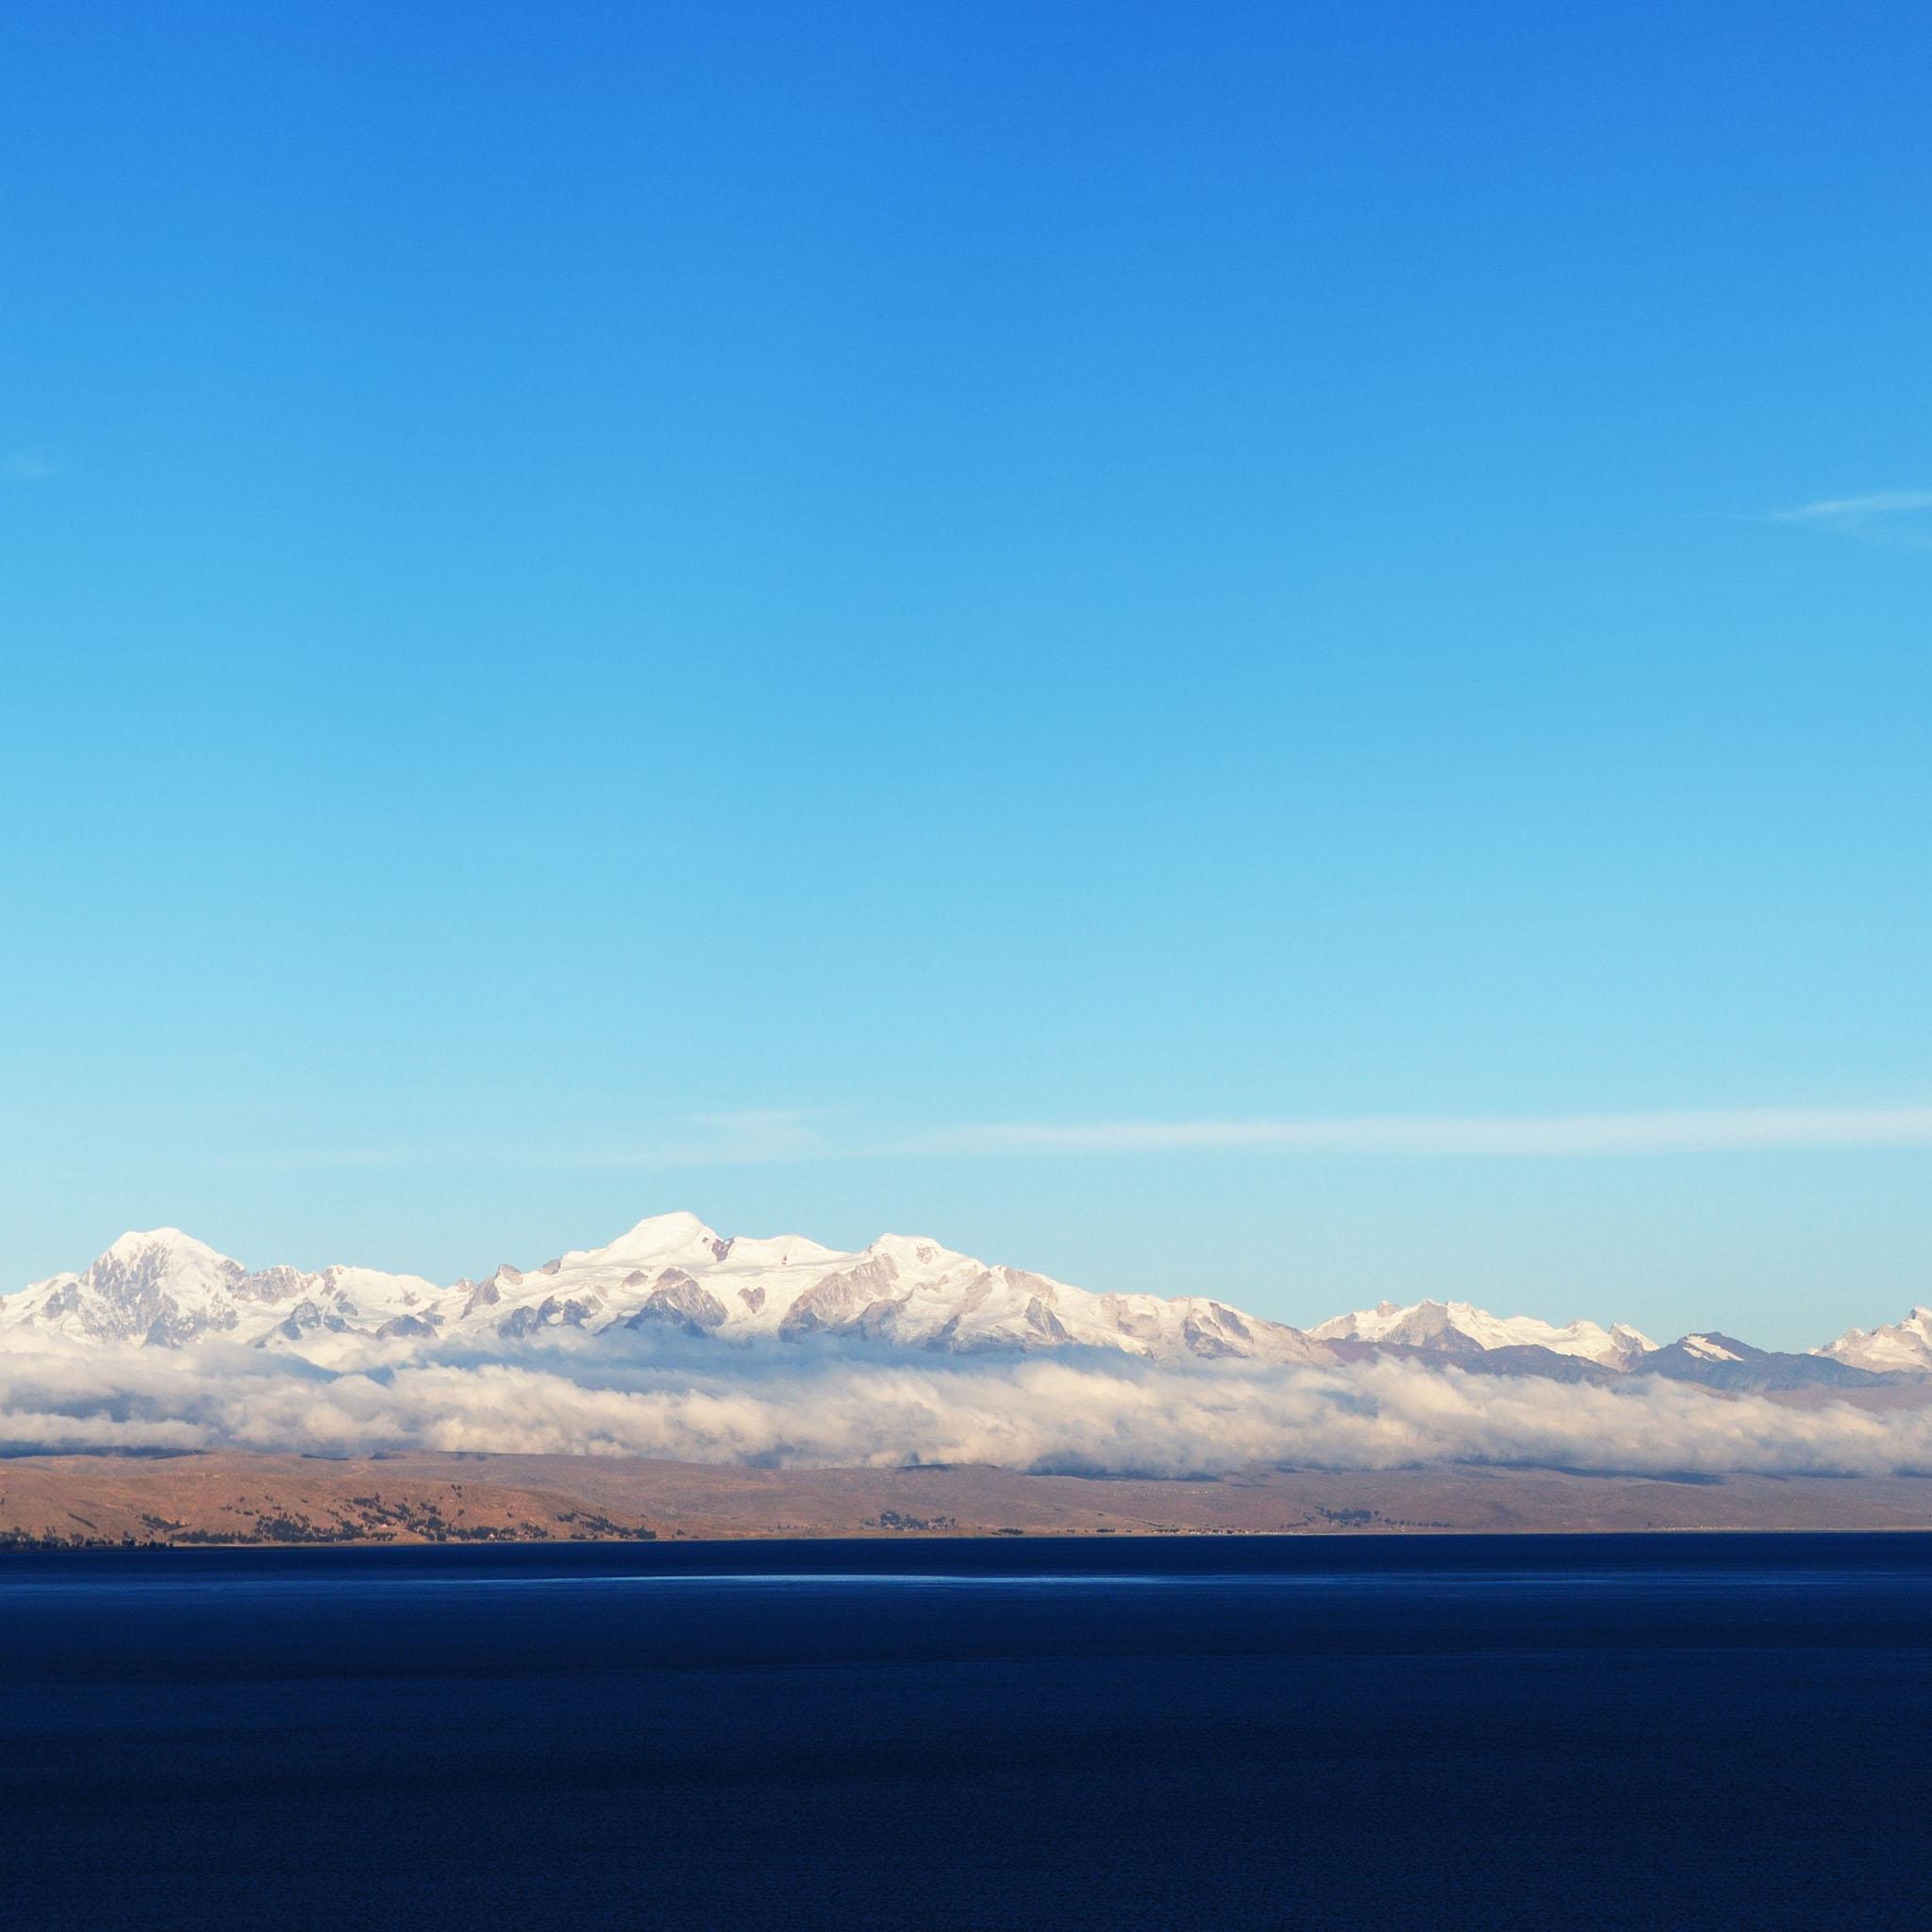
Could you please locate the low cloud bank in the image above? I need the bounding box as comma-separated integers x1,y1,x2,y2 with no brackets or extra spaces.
4,1340,1932,1478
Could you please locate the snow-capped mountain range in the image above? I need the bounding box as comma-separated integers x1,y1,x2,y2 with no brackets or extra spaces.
0,1214,1320,1369
1,1212,1924,1382
1307,1299,1654,1369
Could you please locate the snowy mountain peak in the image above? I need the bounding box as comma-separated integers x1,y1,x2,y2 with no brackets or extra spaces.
8,1229,439,1356
93,1226,246,1281
593,1210,718,1257
1817,1306,1932,1374
1308,1297,1655,1367
865,1233,957,1266
89,1227,246,1291
102,1225,224,1259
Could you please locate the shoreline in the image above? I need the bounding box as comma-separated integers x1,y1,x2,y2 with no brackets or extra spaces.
7,1450,1932,1546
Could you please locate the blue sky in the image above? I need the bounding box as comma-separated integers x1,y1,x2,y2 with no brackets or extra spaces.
3,2,1927,1346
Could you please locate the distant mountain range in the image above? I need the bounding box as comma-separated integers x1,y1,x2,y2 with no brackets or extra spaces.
4,1212,1924,1390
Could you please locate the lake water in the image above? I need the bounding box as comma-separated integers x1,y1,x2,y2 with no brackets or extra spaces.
3,1533,1928,1928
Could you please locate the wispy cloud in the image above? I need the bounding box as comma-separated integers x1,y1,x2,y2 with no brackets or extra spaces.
2,451,58,483
1773,490,1932,550
167,1104,1932,1176
906,1106,1932,1158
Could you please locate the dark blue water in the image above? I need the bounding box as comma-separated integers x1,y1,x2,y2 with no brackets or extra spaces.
4,1533,1929,1929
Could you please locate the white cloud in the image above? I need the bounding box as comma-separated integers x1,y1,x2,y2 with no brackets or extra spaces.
3,1339,1930,1478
